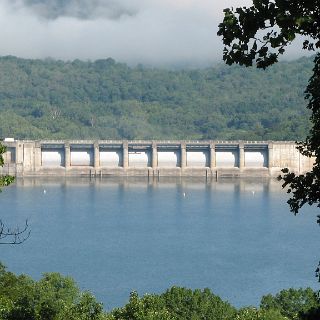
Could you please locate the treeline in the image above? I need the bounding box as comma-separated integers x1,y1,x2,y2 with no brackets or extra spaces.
0,55,314,140
0,263,319,320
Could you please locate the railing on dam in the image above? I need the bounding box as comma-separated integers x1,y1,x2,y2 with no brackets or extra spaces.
0,140,315,177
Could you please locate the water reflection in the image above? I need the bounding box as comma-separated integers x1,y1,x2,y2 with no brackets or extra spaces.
14,176,278,191
0,177,318,310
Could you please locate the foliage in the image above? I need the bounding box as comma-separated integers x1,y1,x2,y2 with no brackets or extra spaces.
110,286,320,320
0,144,14,190
160,286,236,320
0,263,107,320
280,55,320,215
0,55,313,141
111,291,174,320
217,0,319,69
0,142,30,244
0,263,320,320
235,307,287,320
260,288,319,319
56,292,105,320
111,287,236,320
218,0,320,222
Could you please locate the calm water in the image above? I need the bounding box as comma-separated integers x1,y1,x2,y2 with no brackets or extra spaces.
0,177,319,310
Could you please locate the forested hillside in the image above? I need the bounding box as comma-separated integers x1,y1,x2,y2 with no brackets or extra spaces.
0,55,313,140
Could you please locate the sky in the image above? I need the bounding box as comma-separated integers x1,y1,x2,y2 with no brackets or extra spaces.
0,0,309,67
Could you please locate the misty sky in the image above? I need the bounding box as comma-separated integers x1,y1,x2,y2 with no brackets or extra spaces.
0,0,308,67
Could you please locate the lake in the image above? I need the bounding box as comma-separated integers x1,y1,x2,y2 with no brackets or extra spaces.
0,177,319,310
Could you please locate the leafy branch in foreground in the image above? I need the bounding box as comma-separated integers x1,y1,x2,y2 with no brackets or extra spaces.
0,144,14,190
279,53,320,217
218,0,320,69
218,0,320,217
0,142,30,244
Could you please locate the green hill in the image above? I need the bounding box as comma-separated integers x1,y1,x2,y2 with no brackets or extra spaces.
0,55,314,140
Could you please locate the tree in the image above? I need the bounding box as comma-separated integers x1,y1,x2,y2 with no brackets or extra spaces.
218,1,320,219
0,264,108,320
235,307,287,320
260,287,319,319
111,291,175,320
0,143,30,244
0,143,14,189
160,287,236,320
110,287,236,320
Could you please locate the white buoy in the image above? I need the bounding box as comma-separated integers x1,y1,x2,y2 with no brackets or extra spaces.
183,192,186,197
43,189,47,194
251,190,255,196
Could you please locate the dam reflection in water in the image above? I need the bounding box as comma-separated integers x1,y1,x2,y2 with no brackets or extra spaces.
0,177,319,310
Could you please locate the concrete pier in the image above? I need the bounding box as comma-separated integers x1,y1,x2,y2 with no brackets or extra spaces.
152,142,157,169
239,143,245,171
65,143,70,169
0,140,315,178
122,141,129,169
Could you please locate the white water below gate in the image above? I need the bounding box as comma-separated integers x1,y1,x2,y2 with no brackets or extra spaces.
70,149,93,166
100,150,122,167
42,149,64,167
186,151,209,167
244,150,268,167
128,151,151,167
216,150,238,167
157,151,180,167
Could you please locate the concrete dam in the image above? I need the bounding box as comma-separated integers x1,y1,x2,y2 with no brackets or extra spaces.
0,140,315,178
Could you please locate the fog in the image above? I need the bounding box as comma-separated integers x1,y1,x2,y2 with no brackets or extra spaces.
0,0,308,67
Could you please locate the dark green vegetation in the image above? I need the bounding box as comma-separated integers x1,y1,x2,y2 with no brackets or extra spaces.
0,55,313,141
0,144,14,190
0,142,28,245
0,264,319,320
218,0,320,219
0,263,105,320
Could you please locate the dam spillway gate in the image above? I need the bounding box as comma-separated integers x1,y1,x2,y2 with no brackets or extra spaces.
0,140,315,178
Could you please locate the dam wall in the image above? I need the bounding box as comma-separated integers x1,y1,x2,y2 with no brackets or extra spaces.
0,140,315,178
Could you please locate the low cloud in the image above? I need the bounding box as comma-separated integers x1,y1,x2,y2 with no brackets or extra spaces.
10,0,140,20
0,0,306,67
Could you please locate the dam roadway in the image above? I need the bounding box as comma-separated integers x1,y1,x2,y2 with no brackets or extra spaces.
0,140,315,178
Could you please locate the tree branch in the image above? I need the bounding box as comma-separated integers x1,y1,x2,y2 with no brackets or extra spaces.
0,220,31,245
